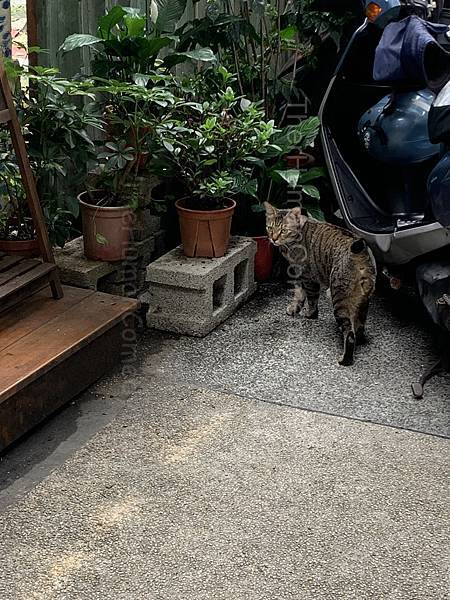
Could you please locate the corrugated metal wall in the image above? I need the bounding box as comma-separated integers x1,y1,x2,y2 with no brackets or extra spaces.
35,0,201,76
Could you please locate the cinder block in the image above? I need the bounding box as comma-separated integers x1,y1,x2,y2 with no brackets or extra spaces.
133,209,161,242
98,280,139,298
152,229,167,259
146,237,257,336
107,237,156,283
54,237,116,290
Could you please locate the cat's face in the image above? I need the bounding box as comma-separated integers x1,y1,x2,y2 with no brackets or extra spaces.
264,203,306,246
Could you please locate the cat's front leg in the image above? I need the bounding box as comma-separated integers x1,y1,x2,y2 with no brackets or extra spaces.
287,285,306,316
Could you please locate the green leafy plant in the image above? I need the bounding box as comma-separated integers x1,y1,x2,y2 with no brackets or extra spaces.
152,77,323,212
6,61,102,247
87,78,177,209
0,135,33,242
60,4,216,82
175,0,350,120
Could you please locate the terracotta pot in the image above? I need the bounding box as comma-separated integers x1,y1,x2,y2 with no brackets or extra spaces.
285,152,315,169
0,238,40,258
79,192,134,262
176,199,236,258
253,236,274,282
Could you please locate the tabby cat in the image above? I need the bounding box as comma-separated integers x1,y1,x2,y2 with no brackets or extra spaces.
265,202,377,365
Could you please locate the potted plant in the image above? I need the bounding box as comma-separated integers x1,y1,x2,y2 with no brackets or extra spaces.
8,60,103,247
233,112,324,281
0,140,38,257
60,4,216,83
153,84,278,257
79,80,176,262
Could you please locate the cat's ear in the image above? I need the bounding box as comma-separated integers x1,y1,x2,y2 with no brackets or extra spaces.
264,202,276,216
290,206,308,228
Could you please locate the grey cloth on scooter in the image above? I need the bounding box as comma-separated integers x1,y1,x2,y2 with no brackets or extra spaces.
373,16,450,91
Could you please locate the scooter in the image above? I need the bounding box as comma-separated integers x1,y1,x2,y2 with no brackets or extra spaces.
319,0,450,265
318,0,450,396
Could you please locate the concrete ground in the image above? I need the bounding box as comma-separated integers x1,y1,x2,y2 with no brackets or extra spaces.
0,284,449,599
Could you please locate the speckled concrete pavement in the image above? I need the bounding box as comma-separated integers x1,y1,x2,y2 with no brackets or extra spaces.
0,285,449,599
144,284,450,437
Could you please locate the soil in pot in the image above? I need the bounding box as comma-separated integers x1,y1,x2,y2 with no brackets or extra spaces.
0,219,40,257
176,199,236,258
79,191,134,262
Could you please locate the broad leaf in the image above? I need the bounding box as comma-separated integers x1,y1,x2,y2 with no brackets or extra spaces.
163,47,216,67
133,73,151,87
98,6,126,40
123,13,146,38
280,25,297,42
274,169,301,188
60,34,102,53
96,233,109,246
152,0,188,32
302,185,321,200
297,167,326,184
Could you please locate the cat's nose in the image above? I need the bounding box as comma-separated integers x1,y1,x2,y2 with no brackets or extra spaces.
271,234,280,245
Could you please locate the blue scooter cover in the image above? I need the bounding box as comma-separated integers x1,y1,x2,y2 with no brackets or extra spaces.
373,16,450,91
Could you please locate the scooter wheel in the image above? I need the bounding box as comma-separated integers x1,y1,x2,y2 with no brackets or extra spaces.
411,382,424,399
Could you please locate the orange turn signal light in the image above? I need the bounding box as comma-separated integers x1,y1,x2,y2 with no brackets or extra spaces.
366,2,383,22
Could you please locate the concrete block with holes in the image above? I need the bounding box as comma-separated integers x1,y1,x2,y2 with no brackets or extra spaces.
146,237,257,336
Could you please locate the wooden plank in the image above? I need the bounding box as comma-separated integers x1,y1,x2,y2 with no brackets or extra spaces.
0,286,93,352
0,255,23,272
0,262,56,301
0,57,63,300
0,320,131,451
37,0,84,78
27,0,39,68
0,259,41,285
0,270,55,315
0,291,138,402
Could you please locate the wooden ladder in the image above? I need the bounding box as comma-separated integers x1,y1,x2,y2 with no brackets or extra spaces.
0,56,63,314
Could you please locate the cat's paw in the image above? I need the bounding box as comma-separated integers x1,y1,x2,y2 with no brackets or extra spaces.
287,303,301,317
302,307,319,319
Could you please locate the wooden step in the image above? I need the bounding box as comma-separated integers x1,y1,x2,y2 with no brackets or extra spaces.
0,286,139,451
0,255,58,314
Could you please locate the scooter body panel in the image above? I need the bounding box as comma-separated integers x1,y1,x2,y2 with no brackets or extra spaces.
319,22,450,266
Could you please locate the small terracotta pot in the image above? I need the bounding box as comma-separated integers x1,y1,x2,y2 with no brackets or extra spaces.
176,199,236,258
253,236,274,282
285,152,315,169
0,238,40,258
79,192,134,262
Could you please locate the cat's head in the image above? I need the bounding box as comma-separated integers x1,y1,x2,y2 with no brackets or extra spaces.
264,202,307,246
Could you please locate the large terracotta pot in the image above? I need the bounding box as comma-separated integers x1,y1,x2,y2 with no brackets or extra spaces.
79,192,134,262
176,199,236,258
0,238,40,258
253,236,274,282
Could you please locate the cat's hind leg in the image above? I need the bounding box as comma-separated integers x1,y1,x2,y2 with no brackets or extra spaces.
336,312,356,366
301,280,321,319
331,298,355,365
287,285,306,316
354,299,369,344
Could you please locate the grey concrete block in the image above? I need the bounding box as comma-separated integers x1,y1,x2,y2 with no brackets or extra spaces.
152,229,167,259
54,237,116,290
146,237,257,336
106,237,156,283
98,279,139,298
133,209,161,242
